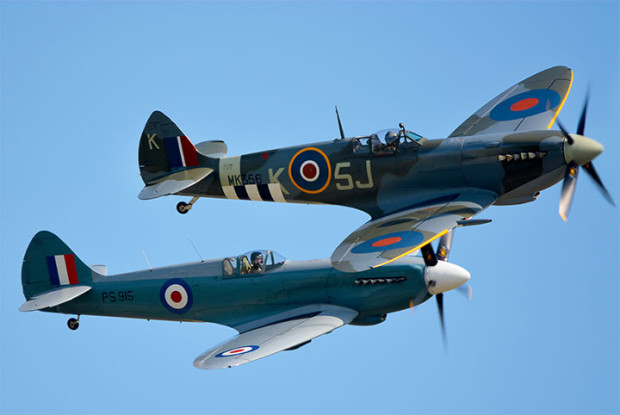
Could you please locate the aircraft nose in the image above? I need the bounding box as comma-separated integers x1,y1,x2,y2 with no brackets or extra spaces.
564,134,604,166
424,261,470,295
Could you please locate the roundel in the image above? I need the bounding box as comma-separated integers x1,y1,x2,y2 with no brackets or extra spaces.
351,231,425,254
288,147,331,194
489,89,562,121
215,345,260,358
160,278,193,314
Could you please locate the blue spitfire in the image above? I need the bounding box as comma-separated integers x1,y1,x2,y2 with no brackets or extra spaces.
137,66,614,273
20,230,468,369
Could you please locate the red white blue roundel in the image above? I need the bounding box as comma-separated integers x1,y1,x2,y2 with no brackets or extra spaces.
160,278,193,314
216,345,260,358
489,89,562,121
288,147,331,194
351,231,425,254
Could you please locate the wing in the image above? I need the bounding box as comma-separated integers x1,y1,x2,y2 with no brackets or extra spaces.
193,304,358,369
449,66,573,138
331,190,497,272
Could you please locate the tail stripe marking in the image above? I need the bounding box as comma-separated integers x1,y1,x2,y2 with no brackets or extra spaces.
46,256,60,286
222,185,239,200
47,255,79,286
221,184,286,203
177,136,187,167
180,136,199,166
233,185,250,200
55,255,70,285
245,185,263,201
164,137,183,168
257,184,274,202
164,136,198,169
268,183,287,203
64,254,78,284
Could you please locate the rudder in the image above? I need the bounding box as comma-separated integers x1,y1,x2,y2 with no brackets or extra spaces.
138,111,217,200
21,231,95,301
139,111,198,183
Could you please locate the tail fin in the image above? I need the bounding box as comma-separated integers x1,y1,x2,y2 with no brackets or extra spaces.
20,231,95,311
138,111,220,200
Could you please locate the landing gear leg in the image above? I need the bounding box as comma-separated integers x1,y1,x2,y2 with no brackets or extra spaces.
176,197,199,214
67,316,80,330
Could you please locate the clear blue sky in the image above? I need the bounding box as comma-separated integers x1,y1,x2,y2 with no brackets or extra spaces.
2,2,618,414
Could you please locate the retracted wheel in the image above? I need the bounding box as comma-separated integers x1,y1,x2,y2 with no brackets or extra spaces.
67,317,79,330
176,202,189,214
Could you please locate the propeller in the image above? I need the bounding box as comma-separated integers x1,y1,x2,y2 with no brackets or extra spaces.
436,291,447,351
421,230,471,352
556,91,615,221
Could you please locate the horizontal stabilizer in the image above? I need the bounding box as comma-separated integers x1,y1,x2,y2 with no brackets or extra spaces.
195,140,227,158
138,167,213,200
19,285,91,312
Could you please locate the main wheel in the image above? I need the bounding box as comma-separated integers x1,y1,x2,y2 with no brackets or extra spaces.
176,202,189,214
67,318,79,330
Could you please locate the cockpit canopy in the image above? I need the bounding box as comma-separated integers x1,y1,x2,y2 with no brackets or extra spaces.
353,128,424,155
222,250,287,276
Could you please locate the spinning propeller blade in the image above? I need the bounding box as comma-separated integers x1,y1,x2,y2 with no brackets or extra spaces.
436,231,454,262
421,243,438,267
436,293,447,352
556,119,574,145
559,162,579,222
576,88,589,136
421,230,470,352
583,162,615,206
456,285,473,300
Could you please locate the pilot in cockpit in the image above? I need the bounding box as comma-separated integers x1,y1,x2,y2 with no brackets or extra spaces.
250,252,263,273
384,131,399,151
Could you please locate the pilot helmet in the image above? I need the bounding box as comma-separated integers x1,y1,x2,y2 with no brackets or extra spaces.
385,131,398,145
251,252,263,263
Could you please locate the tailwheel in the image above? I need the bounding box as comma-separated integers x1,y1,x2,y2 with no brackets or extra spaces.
176,202,190,214
176,197,199,215
67,316,80,331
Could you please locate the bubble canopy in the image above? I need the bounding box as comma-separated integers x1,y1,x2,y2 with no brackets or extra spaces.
372,128,423,143
222,250,287,276
352,128,424,155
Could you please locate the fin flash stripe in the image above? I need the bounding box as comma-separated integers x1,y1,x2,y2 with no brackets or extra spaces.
46,255,78,286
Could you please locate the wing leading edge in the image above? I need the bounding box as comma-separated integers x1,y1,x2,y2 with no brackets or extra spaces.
193,304,358,369
449,66,573,138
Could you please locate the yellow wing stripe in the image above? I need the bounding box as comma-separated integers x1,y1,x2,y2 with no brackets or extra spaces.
547,69,574,129
372,229,450,269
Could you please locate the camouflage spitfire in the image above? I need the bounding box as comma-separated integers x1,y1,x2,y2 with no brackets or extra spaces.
138,66,613,273
20,230,468,369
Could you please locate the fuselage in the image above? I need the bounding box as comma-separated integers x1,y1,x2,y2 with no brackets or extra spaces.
180,130,568,218
48,256,432,328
